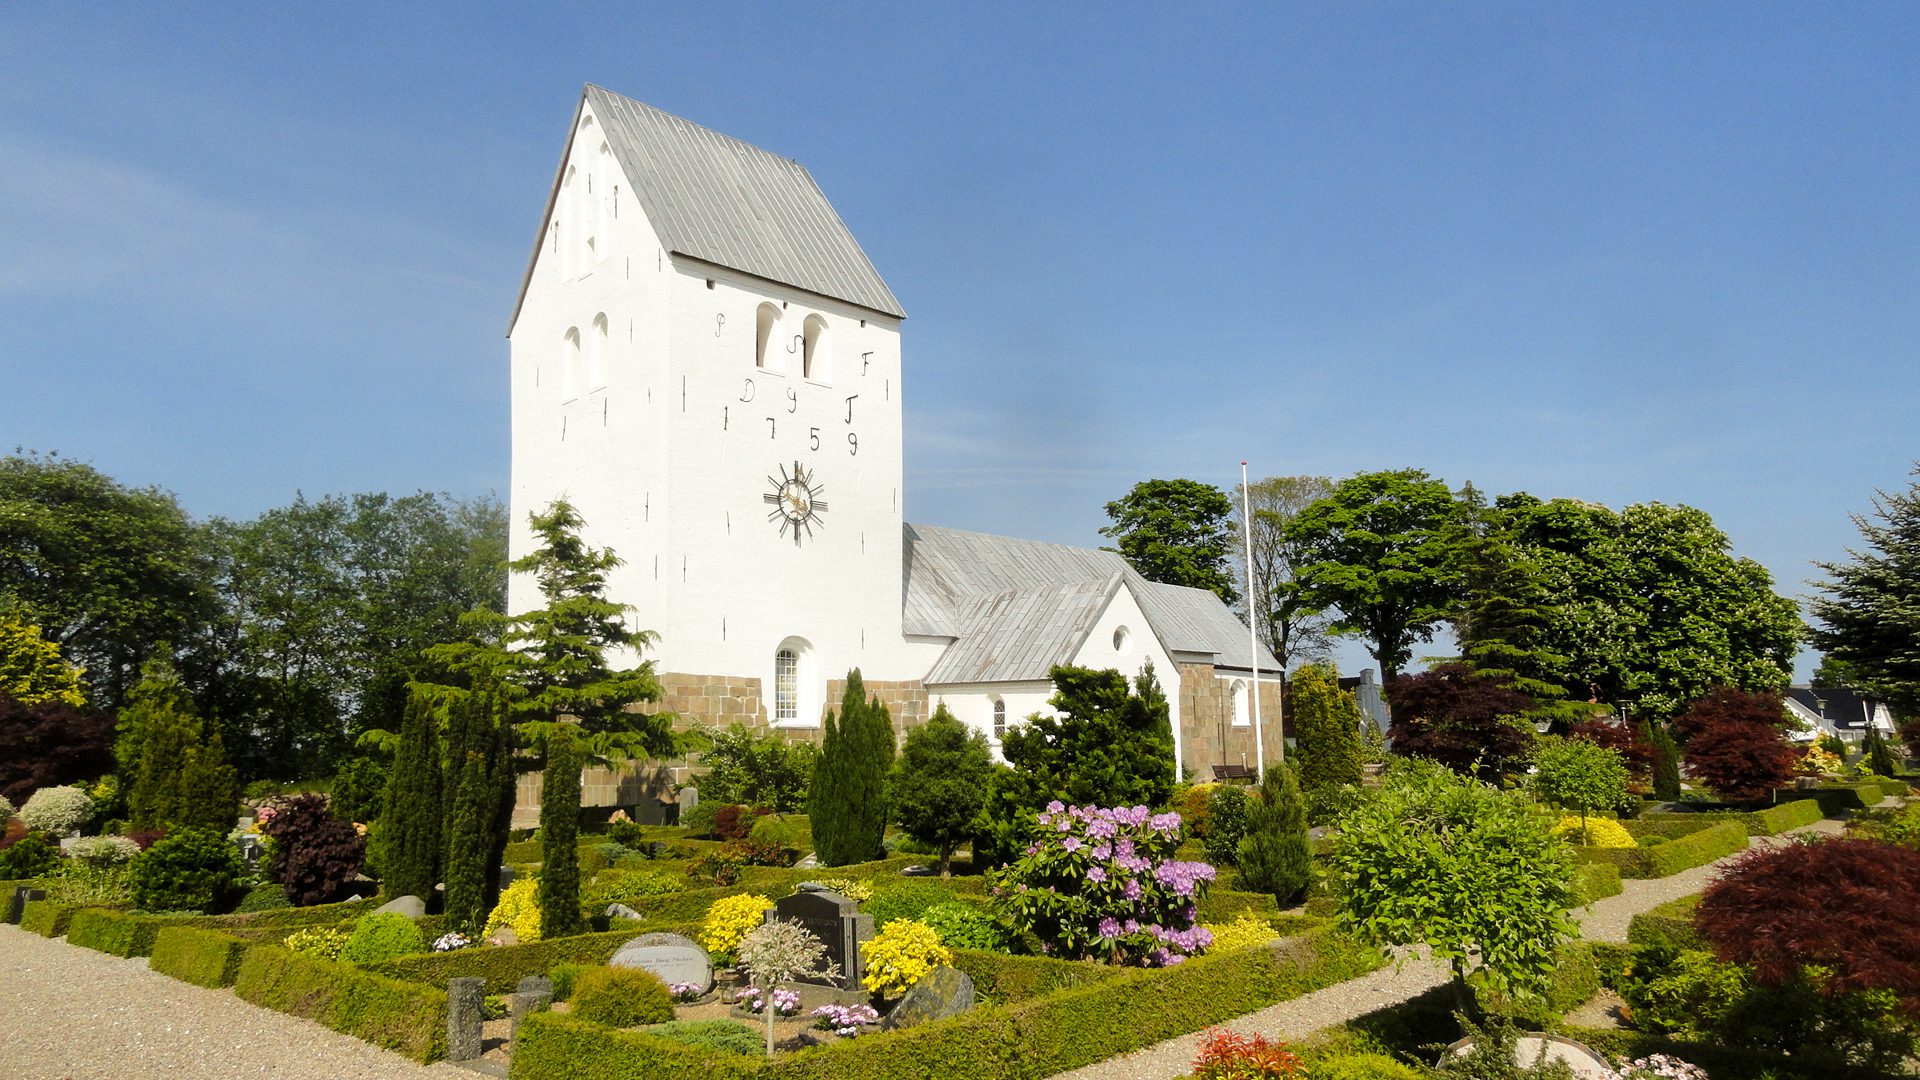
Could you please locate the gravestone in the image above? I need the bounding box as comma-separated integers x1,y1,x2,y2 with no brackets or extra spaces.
1448,1034,1612,1080
900,864,937,876
622,931,701,951
515,974,553,997
7,887,47,925
768,889,871,991
374,894,426,919
881,966,974,1030
497,864,515,891
609,944,712,994
446,977,485,1061
677,785,699,820
508,987,552,1044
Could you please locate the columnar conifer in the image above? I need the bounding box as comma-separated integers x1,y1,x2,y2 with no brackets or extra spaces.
378,689,443,900
442,686,514,933
1289,665,1363,792
1237,761,1311,904
1650,722,1683,801
126,663,237,834
809,670,894,866
538,731,583,935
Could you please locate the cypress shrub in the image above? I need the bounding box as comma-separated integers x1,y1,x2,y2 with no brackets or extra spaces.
808,669,895,866
444,690,507,934
125,664,236,835
1864,724,1900,778
539,733,583,937
379,690,442,900
1237,763,1311,904
1650,722,1683,801
1289,666,1364,793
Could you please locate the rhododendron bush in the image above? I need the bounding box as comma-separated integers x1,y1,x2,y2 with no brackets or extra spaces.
990,801,1215,966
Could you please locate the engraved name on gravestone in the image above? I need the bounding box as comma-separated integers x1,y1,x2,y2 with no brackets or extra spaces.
769,889,871,991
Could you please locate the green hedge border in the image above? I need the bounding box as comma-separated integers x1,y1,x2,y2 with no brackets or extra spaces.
370,921,696,994
20,898,77,937
151,925,251,987
1777,782,1885,815
1625,893,1705,952
1563,1024,1912,1080
1575,820,1748,878
1572,862,1623,904
233,945,447,1062
67,907,162,957
511,928,1383,1080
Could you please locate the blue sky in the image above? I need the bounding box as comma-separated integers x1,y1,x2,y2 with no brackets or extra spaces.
3,4,1916,678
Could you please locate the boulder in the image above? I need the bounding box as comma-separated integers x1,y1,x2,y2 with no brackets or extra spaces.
881,966,974,1030
610,943,713,994
604,903,643,921
374,894,427,919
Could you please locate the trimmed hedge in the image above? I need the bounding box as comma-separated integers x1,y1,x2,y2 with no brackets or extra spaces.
1625,815,1736,840
1195,887,1281,923
369,921,702,994
1746,798,1823,834
19,898,77,937
181,896,378,939
512,928,1382,1080
233,945,447,1062
1870,776,1911,798
1777,782,1885,815
1571,862,1622,904
67,908,163,957
1626,893,1705,952
1562,1024,1914,1080
1576,820,1748,878
151,926,250,987
949,949,1120,1003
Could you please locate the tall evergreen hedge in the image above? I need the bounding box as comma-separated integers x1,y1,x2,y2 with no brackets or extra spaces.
539,732,584,936
1289,665,1363,792
379,690,442,900
809,670,895,866
443,687,513,934
1650,722,1683,801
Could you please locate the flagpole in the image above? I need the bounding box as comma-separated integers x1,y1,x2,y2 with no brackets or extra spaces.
1242,462,1267,782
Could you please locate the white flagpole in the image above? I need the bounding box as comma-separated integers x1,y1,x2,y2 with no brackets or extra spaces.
1242,462,1267,782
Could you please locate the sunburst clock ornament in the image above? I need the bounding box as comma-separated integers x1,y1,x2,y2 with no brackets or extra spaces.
764,461,828,546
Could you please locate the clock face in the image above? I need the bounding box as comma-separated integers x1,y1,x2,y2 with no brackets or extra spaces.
764,461,828,545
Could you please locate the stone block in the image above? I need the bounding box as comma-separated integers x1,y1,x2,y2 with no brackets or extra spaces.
447,977,485,1060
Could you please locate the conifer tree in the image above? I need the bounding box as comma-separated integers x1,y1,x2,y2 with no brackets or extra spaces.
378,689,442,900
891,703,991,876
1237,761,1311,904
809,670,894,866
1650,721,1683,801
538,731,583,936
1863,723,1900,778
126,662,236,833
1289,665,1363,792
174,726,239,834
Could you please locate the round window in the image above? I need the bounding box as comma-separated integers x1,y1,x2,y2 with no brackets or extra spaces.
1112,626,1131,653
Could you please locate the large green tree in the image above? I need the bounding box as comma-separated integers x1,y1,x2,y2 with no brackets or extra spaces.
890,703,992,876
1810,469,1920,719
1285,469,1464,684
0,452,210,707
1100,479,1240,604
1233,475,1336,669
808,670,895,866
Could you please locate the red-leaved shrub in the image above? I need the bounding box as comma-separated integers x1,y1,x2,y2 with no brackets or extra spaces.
1570,717,1656,782
1386,663,1538,780
258,793,365,906
1696,838,1920,1018
711,803,768,841
1673,687,1797,802
1193,1028,1305,1080
0,692,114,804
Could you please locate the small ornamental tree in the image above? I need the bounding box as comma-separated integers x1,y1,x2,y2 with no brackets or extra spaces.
0,692,112,804
1386,663,1538,781
1568,717,1655,784
808,669,895,866
378,689,442,900
538,731,583,936
1673,687,1798,803
1531,737,1629,840
891,703,992,876
1236,761,1311,904
128,827,244,913
1695,838,1920,1018
0,614,86,706
1288,665,1363,793
737,920,839,1057
1328,757,1577,1009
259,793,365,906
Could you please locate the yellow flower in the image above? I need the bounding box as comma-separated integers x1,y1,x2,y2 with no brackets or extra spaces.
1200,913,1280,952
484,877,543,942
1551,815,1636,849
699,893,775,958
861,919,952,996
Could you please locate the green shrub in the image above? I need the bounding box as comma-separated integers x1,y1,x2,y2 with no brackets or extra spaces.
503,838,542,863
919,901,1007,951
1237,763,1312,904
640,1019,763,1056
1571,863,1622,904
341,912,428,964
1312,1052,1426,1080
1196,887,1282,924
747,813,811,852
1471,940,1599,1026
586,867,684,909
865,880,960,929
20,898,76,936
1616,945,1747,1040
66,908,162,957
948,948,1121,1003
150,925,249,987
20,785,94,836
549,961,584,1002
1777,784,1881,816
512,1012,763,1080
1638,821,1747,877
370,923,697,994
1203,786,1251,865
0,831,61,879
1747,798,1822,835
1627,894,1705,952
233,945,447,1062
571,965,674,1027
232,882,292,912
128,827,243,913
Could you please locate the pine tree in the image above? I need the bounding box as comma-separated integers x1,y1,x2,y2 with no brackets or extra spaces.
538,730,583,936
174,726,238,834
1237,761,1311,904
1289,665,1363,793
891,703,991,876
378,689,443,900
1650,721,1683,801
1863,723,1900,778
808,670,894,866
126,662,235,833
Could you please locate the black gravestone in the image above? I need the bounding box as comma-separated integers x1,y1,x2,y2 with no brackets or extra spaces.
768,889,871,992
7,887,46,925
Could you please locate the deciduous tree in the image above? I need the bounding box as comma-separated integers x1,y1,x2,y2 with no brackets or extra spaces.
1531,737,1629,837
1673,687,1797,804
1232,475,1335,669
1101,479,1240,605
0,693,112,804
1386,663,1538,782
0,615,86,707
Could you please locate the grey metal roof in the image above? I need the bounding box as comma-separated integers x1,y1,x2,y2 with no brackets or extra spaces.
510,86,905,333
903,523,1279,684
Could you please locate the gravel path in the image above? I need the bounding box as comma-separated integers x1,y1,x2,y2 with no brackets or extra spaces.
0,925,473,1080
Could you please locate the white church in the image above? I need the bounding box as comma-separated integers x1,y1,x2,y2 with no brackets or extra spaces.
507,85,1280,819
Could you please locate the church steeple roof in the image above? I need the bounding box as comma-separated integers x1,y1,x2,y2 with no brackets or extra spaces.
510,85,905,332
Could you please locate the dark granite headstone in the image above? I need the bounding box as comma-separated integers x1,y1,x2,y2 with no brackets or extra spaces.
7,887,47,925
882,966,975,1030
447,977,485,1060
768,889,871,991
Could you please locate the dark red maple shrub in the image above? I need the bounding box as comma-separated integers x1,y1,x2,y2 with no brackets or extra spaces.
710,803,769,841
1386,663,1538,781
1696,838,1920,1018
1570,717,1656,782
1673,687,1797,802
0,691,114,803
258,793,365,906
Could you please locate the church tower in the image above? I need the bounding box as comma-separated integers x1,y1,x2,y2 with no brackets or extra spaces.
507,86,919,736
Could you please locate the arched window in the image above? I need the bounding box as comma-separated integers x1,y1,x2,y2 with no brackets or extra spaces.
772,636,816,726
562,326,581,399
755,303,781,371
1112,626,1131,654
992,698,1007,744
589,313,608,389
560,166,577,278
802,314,830,382
593,142,611,255
1231,679,1250,728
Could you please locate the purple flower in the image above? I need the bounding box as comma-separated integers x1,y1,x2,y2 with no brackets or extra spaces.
1123,878,1142,901
1087,866,1107,883
1098,917,1121,939
1061,836,1083,853
1046,800,1066,814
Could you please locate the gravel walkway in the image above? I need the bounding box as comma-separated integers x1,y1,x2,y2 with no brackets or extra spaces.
0,925,473,1080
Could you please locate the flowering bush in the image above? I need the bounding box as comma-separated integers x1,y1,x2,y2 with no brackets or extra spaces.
20,785,94,837
811,1002,880,1037
990,801,1216,965
1201,913,1280,953
68,835,140,867
735,987,801,1015
1610,1054,1709,1080
861,918,953,996
484,876,543,942
1797,745,1843,776
0,795,15,820
699,892,775,958
1192,1028,1306,1080
432,931,472,952
283,926,349,960
1551,815,1636,849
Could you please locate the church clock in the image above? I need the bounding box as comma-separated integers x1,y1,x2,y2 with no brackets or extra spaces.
764,460,828,546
